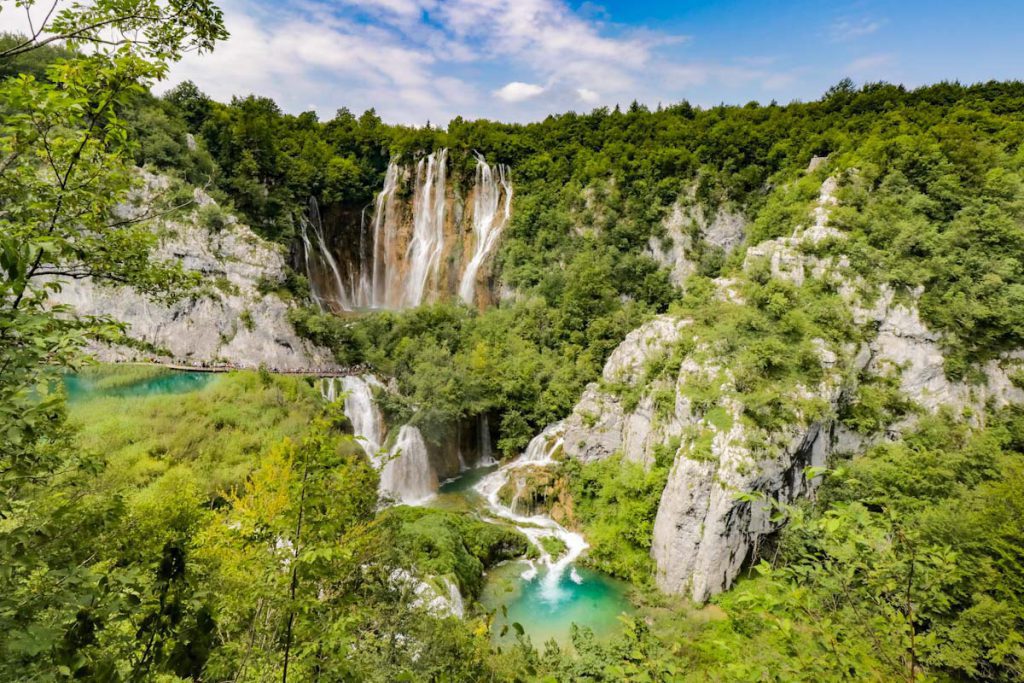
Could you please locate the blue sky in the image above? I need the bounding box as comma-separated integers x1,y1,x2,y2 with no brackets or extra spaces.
31,0,1024,125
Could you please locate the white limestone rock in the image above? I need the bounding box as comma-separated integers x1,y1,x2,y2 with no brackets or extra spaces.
648,199,746,287
50,173,333,370
561,316,691,466
563,173,1024,604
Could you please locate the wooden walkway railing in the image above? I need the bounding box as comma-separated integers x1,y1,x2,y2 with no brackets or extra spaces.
114,360,366,378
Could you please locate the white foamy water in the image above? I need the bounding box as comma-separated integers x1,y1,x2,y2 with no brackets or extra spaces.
323,376,385,462
403,149,448,307
458,154,512,305
474,421,587,601
380,424,437,505
478,413,495,466
325,378,436,505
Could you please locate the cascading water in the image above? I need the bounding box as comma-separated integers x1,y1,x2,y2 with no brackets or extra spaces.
299,198,351,311
478,414,495,466
381,425,438,505
301,149,512,311
324,377,437,504
475,422,587,600
458,155,512,305
298,218,324,310
371,161,401,308
402,149,449,307
323,376,385,461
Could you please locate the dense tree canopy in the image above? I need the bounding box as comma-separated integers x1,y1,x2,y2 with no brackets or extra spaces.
3,2,1024,679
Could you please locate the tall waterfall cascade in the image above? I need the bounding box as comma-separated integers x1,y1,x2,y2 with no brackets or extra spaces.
380,425,438,505
475,422,587,599
402,149,449,307
458,154,512,305
298,150,512,311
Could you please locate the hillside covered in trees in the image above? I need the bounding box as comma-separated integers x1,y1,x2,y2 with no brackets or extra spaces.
2,2,1024,681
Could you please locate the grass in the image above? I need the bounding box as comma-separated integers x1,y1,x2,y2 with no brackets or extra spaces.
74,364,175,391
539,535,568,559
70,369,322,500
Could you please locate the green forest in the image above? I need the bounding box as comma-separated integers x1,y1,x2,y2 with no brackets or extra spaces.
2,1,1023,681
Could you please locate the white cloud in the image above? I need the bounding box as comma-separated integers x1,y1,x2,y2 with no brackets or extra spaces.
152,0,799,123
159,0,474,124
845,53,895,75
494,81,545,102
830,17,884,42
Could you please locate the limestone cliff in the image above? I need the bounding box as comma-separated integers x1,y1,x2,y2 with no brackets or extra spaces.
647,195,746,288
553,172,1024,603
51,173,333,370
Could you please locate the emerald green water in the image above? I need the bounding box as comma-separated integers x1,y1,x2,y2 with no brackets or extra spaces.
480,562,634,646
64,369,217,402
439,464,499,495
438,465,635,646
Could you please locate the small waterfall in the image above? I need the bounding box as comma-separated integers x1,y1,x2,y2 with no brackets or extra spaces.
322,376,385,461
478,414,495,466
300,198,353,311
356,206,373,308
475,421,586,601
380,425,438,505
403,149,449,307
521,421,564,465
458,155,512,305
298,220,325,310
324,377,437,505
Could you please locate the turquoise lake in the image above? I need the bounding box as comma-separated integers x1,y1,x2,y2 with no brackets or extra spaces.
479,562,634,647
64,369,217,402
437,465,635,646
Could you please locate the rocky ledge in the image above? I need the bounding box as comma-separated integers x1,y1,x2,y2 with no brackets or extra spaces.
51,173,333,371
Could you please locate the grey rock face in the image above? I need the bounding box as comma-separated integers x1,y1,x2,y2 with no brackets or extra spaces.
561,316,691,466
652,419,833,602
560,175,1024,604
859,287,1024,414
51,173,333,370
648,200,746,287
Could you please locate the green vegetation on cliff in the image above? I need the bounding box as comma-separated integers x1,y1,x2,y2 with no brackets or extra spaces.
3,2,1024,680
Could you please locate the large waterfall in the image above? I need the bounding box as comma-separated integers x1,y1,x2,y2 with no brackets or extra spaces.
380,425,438,504
403,149,449,307
458,154,512,305
299,150,512,311
370,161,401,308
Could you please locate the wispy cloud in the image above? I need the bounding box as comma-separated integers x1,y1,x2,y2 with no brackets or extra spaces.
845,53,895,75
156,0,810,123
829,17,885,42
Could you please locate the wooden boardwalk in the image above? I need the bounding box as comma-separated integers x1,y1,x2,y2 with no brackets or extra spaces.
117,361,361,378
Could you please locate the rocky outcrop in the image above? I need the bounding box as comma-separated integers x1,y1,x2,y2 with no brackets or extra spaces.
652,416,835,602
561,316,691,466
558,174,1024,603
857,288,1024,414
51,173,333,370
648,198,746,287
